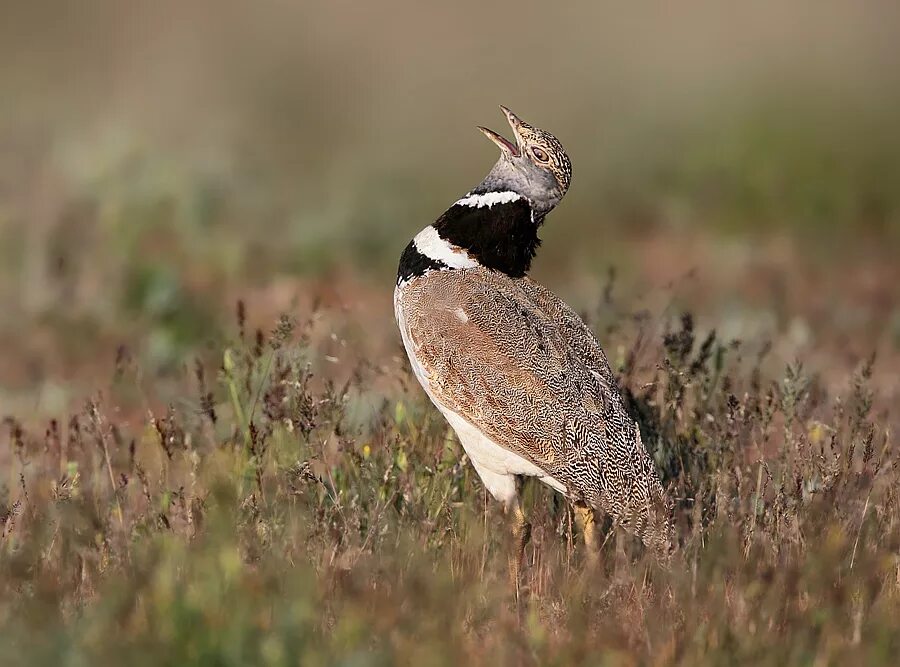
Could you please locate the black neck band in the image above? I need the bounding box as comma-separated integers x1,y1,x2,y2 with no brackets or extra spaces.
433,198,541,278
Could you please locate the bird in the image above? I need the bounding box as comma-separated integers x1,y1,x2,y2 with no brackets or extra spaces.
394,106,672,587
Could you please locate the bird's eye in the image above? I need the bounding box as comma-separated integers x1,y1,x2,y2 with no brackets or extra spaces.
531,146,550,163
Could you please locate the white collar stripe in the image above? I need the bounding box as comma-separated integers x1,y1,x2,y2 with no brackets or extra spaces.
454,191,521,209
413,226,479,270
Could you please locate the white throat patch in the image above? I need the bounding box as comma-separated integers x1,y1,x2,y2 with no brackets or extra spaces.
454,191,521,209
413,226,479,270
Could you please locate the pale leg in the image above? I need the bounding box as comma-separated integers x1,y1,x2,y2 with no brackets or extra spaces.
574,505,599,564
507,499,531,598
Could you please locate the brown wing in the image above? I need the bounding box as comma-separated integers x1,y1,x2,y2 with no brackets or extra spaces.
401,270,569,469
517,277,620,391
400,268,672,550
399,268,666,523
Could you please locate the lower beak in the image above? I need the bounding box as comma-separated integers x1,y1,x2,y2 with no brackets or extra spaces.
477,105,524,157
477,126,520,157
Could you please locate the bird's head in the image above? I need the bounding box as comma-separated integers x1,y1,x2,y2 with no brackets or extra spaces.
476,106,572,215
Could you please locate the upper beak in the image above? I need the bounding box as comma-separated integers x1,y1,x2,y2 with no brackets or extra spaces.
477,105,523,157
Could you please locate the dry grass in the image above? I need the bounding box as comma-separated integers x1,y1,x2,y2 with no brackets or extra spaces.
0,267,896,665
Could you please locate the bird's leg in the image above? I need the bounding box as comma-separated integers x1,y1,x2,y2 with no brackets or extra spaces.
574,505,599,564
507,499,531,597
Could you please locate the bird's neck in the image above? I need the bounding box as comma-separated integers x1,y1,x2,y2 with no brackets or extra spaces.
397,189,545,286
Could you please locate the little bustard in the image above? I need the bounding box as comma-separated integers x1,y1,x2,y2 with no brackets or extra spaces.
394,106,672,586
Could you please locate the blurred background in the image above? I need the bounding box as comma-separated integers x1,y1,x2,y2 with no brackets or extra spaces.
1,0,899,413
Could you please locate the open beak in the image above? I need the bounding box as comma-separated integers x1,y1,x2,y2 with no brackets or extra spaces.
477,105,523,157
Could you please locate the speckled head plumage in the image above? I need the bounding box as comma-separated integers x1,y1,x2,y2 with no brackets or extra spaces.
475,106,572,215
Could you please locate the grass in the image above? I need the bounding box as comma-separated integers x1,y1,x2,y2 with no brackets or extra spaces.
0,271,897,665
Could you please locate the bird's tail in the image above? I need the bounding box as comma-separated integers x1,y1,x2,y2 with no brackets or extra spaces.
591,426,675,557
